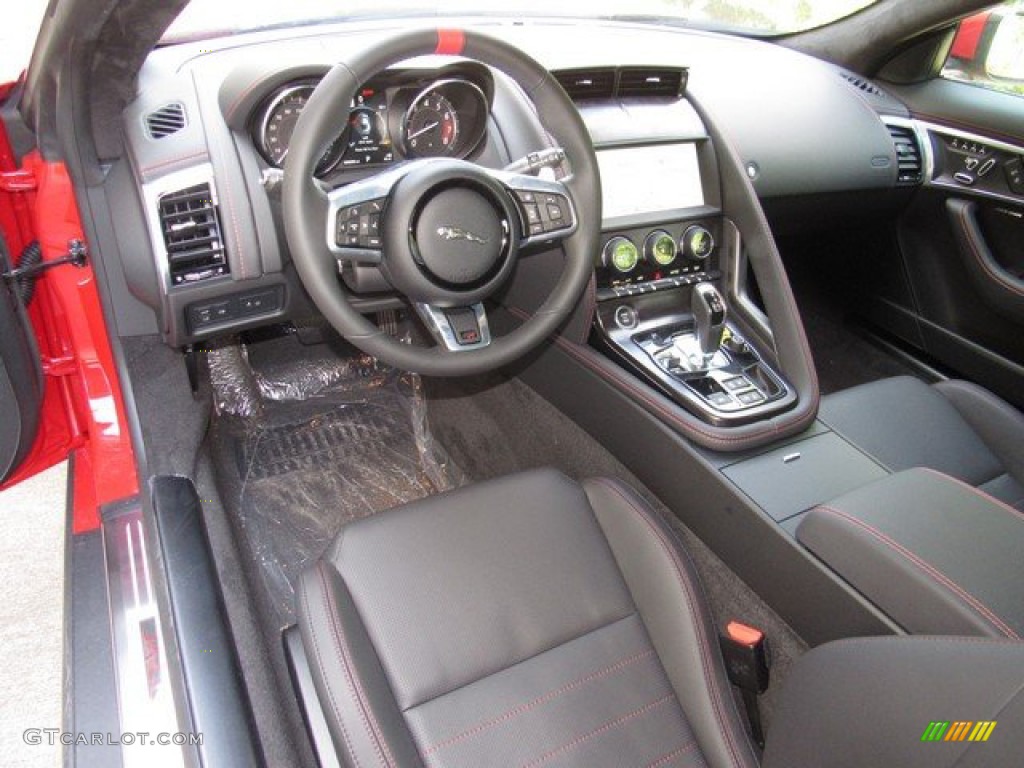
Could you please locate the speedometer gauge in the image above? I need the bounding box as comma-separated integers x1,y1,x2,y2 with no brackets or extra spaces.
403,91,459,158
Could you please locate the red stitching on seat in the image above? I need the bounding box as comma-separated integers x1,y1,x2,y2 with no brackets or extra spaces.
645,740,700,768
421,646,656,756
303,578,364,768
917,467,1024,522
318,563,398,768
517,694,675,768
591,479,755,768
816,506,1020,640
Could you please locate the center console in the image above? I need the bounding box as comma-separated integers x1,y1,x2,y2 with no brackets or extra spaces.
589,142,796,426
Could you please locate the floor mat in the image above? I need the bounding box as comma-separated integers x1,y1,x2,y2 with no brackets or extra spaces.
209,337,465,628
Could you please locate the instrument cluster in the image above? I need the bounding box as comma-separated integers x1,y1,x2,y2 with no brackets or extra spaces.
252,66,493,177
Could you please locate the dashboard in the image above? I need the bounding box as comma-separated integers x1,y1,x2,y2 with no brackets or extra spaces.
114,18,931,347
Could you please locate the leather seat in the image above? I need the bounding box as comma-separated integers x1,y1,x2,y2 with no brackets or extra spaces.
819,376,1024,509
297,468,1024,767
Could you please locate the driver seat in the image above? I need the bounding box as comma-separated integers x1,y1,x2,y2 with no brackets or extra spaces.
297,469,1024,767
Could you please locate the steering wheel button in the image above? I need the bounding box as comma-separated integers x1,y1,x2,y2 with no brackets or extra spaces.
516,191,536,204
366,236,383,249
546,203,563,220
529,223,545,236
524,204,541,224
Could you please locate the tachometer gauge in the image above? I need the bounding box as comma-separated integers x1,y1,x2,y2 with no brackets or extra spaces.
259,84,344,175
403,90,460,158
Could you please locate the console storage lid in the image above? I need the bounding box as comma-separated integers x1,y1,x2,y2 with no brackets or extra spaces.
797,468,1024,640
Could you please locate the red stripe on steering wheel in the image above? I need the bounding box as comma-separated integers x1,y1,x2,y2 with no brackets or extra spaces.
435,29,466,55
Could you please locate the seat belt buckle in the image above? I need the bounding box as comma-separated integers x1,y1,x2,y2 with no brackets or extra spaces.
720,620,771,749
720,620,770,694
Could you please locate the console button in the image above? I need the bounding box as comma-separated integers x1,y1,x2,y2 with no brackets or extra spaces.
613,305,639,330
723,376,749,392
737,390,765,405
708,392,733,407
1005,157,1024,195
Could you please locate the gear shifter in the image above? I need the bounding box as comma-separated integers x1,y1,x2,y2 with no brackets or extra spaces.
692,282,727,358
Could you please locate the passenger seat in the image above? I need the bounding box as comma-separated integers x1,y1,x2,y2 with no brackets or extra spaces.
819,376,1024,509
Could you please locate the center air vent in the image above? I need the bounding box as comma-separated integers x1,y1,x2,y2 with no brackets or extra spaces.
553,69,616,101
886,123,923,186
146,103,187,139
618,68,687,99
553,67,688,102
157,183,230,285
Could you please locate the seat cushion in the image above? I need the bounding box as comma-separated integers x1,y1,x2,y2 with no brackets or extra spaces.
297,468,756,768
818,376,1024,509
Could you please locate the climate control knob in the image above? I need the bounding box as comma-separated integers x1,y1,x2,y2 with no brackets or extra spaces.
603,237,640,273
681,225,715,261
644,230,678,268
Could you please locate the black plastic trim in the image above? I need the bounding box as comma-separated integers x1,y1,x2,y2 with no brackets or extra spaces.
151,475,263,768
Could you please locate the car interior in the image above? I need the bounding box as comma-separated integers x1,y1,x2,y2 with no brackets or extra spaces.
2,0,1024,766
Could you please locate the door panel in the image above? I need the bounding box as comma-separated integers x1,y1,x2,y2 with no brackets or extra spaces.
874,75,1024,408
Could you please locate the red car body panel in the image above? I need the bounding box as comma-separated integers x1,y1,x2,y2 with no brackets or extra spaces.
0,90,137,532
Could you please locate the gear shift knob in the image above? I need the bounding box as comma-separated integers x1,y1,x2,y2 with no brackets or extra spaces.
692,282,727,356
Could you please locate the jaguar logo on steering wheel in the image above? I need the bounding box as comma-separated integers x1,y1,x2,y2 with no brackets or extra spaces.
436,225,488,244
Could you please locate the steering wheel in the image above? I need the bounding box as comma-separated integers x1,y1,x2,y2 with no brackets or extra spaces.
282,29,600,376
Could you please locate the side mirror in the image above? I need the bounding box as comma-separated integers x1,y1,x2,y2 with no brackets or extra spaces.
985,11,1024,84
947,7,1024,92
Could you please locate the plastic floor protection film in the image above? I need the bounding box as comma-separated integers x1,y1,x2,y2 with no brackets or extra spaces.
208,340,466,628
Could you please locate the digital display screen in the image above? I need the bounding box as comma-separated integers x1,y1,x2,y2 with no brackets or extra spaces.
340,87,394,167
596,144,704,219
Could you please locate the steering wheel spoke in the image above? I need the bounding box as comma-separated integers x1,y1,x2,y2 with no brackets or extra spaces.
325,167,407,265
413,302,492,351
490,170,578,250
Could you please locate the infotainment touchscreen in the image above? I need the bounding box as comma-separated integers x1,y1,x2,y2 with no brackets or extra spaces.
596,143,703,219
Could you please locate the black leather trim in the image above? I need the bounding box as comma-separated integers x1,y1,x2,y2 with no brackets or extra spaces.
584,478,759,768
763,636,1024,768
818,376,1005,485
297,561,424,768
797,468,1024,639
935,379,1024,497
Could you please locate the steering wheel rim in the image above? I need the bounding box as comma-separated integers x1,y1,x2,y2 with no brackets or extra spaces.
281,28,600,376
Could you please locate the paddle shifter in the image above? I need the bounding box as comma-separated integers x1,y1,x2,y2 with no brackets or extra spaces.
692,282,727,358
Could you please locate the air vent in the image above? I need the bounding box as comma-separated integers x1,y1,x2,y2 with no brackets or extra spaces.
553,69,616,101
157,183,229,285
839,71,887,99
146,103,187,139
618,68,686,99
886,123,923,186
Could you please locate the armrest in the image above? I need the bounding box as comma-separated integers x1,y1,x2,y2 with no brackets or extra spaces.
763,636,1024,768
797,468,1024,639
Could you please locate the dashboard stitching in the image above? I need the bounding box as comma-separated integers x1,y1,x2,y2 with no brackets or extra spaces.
140,149,208,174
695,95,820,403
